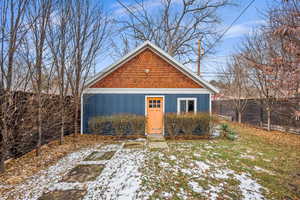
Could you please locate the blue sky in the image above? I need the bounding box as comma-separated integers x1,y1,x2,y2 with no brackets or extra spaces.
95,0,273,81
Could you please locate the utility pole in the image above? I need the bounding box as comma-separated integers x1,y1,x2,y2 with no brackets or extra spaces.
197,39,201,76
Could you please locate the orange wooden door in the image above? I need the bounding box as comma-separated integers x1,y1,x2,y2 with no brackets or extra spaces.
147,97,163,134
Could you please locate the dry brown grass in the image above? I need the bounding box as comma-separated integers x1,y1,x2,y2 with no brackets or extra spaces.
228,121,300,148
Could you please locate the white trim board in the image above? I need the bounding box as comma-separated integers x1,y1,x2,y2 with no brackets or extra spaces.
84,41,219,93
83,88,212,94
145,95,165,135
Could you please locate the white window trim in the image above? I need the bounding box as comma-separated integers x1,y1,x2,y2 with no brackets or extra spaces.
177,98,197,114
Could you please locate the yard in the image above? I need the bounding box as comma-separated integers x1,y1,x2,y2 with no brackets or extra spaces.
0,122,299,200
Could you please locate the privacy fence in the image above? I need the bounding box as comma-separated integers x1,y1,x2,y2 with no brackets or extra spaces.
212,98,300,134
0,91,78,160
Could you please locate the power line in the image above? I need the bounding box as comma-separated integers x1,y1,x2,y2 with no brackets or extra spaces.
205,0,256,54
116,0,145,26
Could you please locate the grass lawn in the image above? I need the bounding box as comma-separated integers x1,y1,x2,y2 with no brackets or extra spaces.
140,122,300,200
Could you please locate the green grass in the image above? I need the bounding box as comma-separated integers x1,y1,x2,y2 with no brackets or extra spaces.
140,123,300,200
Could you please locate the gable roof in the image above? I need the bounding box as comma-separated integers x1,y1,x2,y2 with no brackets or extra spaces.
85,41,219,93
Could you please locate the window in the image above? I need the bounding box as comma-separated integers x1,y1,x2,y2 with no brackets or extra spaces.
149,99,161,108
177,98,197,114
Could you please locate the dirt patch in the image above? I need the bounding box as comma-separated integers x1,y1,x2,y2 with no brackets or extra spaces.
38,189,86,200
84,151,116,161
61,164,104,183
124,141,144,149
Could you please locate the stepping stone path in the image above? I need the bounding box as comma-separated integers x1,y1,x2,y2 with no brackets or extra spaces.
38,146,119,200
147,134,169,150
38,189,86,200
61,164,105,183
84,151,115,161
124,141,145,149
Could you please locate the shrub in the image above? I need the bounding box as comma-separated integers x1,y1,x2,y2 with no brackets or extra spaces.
226,129,237,141
221,123,229,132
164,112,214,139
88,114,145,137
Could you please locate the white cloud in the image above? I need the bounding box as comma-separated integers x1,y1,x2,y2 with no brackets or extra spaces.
223,20,266,39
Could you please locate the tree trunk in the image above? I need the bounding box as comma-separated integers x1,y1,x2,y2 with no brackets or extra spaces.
238,112,242,123
60,95,65,145
74,96,79,137
0,127,8,173
60,105,65,145
36,93,42,156
267,108,271,131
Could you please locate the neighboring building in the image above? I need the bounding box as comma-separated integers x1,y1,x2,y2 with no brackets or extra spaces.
81,41,219,135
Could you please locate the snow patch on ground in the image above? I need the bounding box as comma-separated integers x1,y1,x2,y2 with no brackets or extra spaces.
79,160,107,165
254,166,274,175
235,173,265,200
193,153,201,157
187,166,265,200
195,161,210,172
2,144,103,200
189,181,204,193
1,143,149,200
159,162,171,168
213,168,234,179
169,155,177,160
83,148,146,200
241,154,256,160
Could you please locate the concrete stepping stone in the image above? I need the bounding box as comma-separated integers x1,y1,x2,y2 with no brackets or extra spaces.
147,134,165,142
123,141,144,149
148,142,169,150
38,189,86,200
61,164,105,183
84,151,115,161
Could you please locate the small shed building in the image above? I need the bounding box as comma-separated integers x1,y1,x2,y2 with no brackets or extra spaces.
81,41,218,135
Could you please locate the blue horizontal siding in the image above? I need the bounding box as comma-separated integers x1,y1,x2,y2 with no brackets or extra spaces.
82,93,210,133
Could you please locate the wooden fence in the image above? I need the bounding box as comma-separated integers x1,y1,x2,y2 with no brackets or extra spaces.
212,98,300,134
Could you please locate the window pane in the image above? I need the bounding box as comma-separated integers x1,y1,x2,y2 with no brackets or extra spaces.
180,100,186,113
149,104,153,108
157,100,160,104
188,100,194,112
153,100,156,104
157,104,160,108
149,100,153,103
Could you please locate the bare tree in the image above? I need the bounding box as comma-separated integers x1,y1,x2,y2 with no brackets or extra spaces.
221,54,252,123
25,0,53,156
241,33,282,131
67,0,110,137
114,0,232,64
0,0,29,173
47,0,71,145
